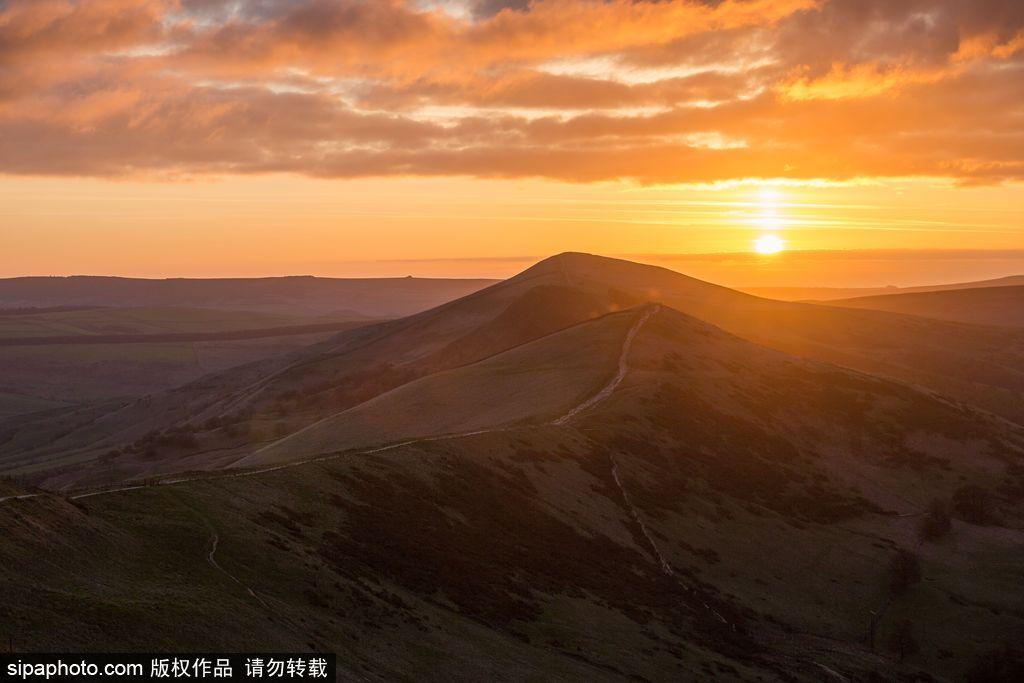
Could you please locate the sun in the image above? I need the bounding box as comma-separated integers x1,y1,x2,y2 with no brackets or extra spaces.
754,234,785,254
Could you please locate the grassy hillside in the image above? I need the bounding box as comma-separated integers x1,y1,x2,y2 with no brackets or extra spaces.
241,308,635,468
3,305,1023,680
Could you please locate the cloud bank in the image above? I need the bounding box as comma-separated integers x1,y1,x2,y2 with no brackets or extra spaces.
0,0,1021,183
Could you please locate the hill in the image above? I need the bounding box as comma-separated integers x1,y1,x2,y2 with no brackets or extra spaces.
239,308,639,468
7,253,1024,489
0,283,626,487
520,254,1024,425
829,285,1024,327
745,274,1024,302
0,275,496,317
2,304,1023,680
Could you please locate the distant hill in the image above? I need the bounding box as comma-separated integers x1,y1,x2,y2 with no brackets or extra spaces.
0,277,495,412
0,275,497,317
0,307,377,413
829,285,1024,327
744,274,1024,301
0,306,369,342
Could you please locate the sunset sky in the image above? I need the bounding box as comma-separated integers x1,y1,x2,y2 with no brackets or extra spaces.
2,0,1023,285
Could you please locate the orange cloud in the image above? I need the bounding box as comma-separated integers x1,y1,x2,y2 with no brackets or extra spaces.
0,0,169,62
171,0,816,82
778,62,950,101
0,0,1022,185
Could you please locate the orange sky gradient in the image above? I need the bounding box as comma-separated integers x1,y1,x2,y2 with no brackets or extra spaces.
1,0,1022,286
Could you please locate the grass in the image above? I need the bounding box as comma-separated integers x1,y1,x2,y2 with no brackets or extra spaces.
4,420,1021,680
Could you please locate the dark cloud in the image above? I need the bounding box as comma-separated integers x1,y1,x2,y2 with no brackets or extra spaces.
472,0,530,20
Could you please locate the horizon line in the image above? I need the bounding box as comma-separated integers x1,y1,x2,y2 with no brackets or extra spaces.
5,248,1024,281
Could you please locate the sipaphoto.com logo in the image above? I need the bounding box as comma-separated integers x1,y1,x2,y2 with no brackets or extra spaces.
6,658,143,680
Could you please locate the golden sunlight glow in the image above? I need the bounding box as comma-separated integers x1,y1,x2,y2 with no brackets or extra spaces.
754,186,784,231
2,176,1024,281
2,0,1024,286
754,234,785,254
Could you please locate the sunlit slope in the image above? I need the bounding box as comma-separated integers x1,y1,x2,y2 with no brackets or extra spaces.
218,282,625,415
3,306,1023,680
240,308,636,467
829,285,1024,327
520,253,1024,425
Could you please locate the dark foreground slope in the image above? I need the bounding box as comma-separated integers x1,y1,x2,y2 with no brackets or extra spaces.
3,305,1023,681
830,285,1024,327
